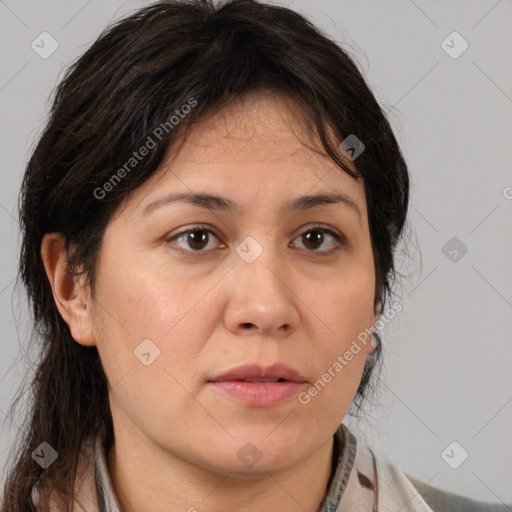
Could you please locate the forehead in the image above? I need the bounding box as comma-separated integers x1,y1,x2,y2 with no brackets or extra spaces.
171,90,347,167
122,90,366,220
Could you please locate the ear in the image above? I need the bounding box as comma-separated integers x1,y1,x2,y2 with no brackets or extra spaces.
40,233,96,347
367,299,382,355
372,300,382,325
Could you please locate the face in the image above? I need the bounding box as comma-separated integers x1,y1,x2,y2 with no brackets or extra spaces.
74,91,379,476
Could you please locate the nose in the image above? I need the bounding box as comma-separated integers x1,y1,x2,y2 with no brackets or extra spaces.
223,237,300,339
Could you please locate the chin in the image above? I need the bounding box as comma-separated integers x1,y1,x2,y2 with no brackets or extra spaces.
198,433,311,478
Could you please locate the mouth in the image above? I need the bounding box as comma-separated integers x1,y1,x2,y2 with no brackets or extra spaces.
207,363,308,407
209,363,307,383
234,378,287,382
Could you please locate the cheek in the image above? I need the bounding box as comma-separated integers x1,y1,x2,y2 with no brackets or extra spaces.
303,242,375,334
301,274,374,403
301,340,368,424
309,277,375,345
91,255,217,371
90,263,212,427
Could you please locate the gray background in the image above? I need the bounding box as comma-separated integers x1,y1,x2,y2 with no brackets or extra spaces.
1,0,511,504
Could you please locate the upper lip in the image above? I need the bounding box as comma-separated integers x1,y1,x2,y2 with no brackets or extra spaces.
209,363,307,383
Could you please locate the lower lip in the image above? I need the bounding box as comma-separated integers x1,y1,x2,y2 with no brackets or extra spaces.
209,381,306,407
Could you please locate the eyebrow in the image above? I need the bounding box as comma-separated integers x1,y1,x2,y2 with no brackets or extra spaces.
140,191,362,223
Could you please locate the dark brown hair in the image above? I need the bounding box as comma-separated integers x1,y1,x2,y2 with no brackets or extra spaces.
2,0,409,509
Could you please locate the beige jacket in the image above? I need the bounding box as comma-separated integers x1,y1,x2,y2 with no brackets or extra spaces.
30,423,509,512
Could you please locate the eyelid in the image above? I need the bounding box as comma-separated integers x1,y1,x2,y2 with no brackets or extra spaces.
165,223,222,243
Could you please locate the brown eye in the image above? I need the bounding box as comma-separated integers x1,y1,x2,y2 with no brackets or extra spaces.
167,227,220,253
166,224,344,258
182,229,211,251
292,226,344,254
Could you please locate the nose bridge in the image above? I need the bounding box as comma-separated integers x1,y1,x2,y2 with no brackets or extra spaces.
235,233,284,290
226,232,299,336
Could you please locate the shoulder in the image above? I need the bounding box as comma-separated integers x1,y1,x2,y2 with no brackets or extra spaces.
405,473,512,512
369,446,511,512
342,429,511,512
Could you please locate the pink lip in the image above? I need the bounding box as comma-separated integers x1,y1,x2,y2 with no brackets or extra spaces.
208,363,308,407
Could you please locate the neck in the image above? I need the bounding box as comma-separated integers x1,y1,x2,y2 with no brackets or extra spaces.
108,433,336,512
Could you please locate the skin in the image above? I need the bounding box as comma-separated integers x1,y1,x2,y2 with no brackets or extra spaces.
41,90,381,512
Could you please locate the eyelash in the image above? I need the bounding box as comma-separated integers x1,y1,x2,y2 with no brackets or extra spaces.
165,223,346,258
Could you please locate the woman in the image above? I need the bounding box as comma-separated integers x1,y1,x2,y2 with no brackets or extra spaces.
1,1,508,511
